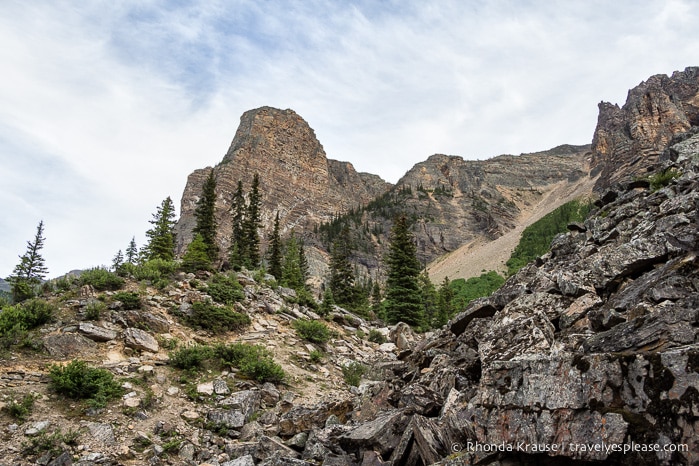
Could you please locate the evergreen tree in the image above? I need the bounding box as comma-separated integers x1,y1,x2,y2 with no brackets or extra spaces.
328,226,355,309
144,196,177,261
181,234,212,272
281,234,305,291
7,221,48,302
268,211,283,280
242,173,262,268
112,250,124,272
298,238,309,284
319,287,335,317
125,237,138,264
193,170,218,263
228,180,246,270
384,215,424,328
435,276,456,328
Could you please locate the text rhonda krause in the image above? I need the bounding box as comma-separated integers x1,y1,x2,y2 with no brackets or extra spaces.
460,441,689,455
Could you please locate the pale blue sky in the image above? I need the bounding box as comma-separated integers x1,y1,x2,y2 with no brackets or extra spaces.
1,0,697,276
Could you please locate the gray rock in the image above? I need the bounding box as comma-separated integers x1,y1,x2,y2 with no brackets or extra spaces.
222,454,255,466
25,420,50,436
123,327,159,352
84,421,116,446
221,390,260,422
43,333,97,358
207,409,245,430
78,322,117,342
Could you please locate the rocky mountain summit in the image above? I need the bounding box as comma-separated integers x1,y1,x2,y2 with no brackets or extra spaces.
174,107,391,258
591,66,699,192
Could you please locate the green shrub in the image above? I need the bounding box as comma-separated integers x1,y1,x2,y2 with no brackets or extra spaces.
3,393,37,421
169,344,214,370
293,319,330,344
214,343,285,383
309,349,324,363
54,275,77,292
186,301,250,333
111,291,141,310
22,428,80,456
342,361,366,387
48,359,123,407
80,267,124,291
0,299,55,348
84,300,106,320
206,273,244,305
131,259,177,282
367,329,387,344
649,168,681,191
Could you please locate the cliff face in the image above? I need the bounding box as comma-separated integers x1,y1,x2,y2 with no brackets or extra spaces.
174,107,391,258
591,66,699,192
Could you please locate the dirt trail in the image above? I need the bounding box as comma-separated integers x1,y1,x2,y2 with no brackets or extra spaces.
428,173,598,283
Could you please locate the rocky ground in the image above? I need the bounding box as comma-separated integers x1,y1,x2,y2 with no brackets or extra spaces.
0,270,412,466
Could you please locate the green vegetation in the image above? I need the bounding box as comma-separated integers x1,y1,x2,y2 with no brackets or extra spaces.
48,359,123,408
648,167,681,191
193,170,219,262
293,319,331,344
80,267,124,291
84,300,106,320
181,234,213,272
367,329,387,344
111,291,141,310
3,393,37,421
0,298,55,349
506,199,593,275
267,211,283,280
22,427,80,457
7,221,48,303
206,273,244,305
242,173,263,268
143,196,177,261
342,361,367,387
185,300,250,333
450,271,505,311
169,342,285,384
309,349,324,363
228,180,246,270
384,215,424,328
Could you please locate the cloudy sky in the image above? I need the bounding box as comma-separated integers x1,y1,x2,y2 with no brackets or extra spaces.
1,0,697,278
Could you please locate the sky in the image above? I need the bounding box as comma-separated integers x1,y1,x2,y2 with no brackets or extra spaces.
1,0,697,278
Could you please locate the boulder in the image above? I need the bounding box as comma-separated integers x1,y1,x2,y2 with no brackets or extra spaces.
123,328,159,352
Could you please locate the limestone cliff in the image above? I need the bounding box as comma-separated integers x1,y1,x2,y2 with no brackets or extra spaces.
591,66,699,192
174,107,391,259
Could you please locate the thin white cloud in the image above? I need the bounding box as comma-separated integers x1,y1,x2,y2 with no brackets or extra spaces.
1,0,697,276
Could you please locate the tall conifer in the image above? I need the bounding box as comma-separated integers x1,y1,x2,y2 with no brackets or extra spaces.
193,170,218,262
268,211,283,280
144,196,177,261
8,221,48,302
242,173,261,268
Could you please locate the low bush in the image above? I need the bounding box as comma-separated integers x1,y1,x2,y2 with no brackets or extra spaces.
309,349,324,363
342,361,366,387
649,168,681,191
3,393,37,421
206,273,244,305
293,319,330,344
0,299,55,348
169,342,286,384
367,329,387,344
48,359,123,407
186,301,250,333
112,291,141,310
80,267,124,291
169,344,214,370
131,259,177,282
84,300,107,320
22,428,80,456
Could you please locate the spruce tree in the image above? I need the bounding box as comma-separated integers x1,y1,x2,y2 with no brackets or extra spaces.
229,180,246,270
328,226,355,308
125,237,138,264
112,250,124,272
370,281,383,317
435,276,455,328
268,211,283,280
281,233,304,291
145,196,177,261
181,234,212,272
384,215,424,328
193,170,218,263
242,173,262,268
8,221,48,302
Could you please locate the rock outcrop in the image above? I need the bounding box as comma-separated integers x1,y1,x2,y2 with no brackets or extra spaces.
591,66,699,192
174,107,391,260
